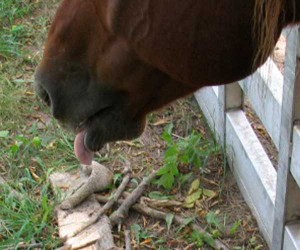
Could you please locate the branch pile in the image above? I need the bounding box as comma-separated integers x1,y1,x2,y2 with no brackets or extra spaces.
50,161,229,250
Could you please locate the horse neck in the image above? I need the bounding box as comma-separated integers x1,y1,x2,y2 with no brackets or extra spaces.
284,0,300,25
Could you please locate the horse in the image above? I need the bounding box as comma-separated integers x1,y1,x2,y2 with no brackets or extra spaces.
35,0,300,164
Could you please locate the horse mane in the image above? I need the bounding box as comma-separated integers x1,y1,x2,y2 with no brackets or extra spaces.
253,0,285,67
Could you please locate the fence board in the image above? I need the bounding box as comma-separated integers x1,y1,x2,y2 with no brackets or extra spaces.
283,222,300,250
239,58,283,149
196,27,300,249
291,126,300,187
225,110,276,245
272,26,300,250
194,87,223,142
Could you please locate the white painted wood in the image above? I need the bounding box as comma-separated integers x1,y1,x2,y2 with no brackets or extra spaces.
272,26,300,250
283,222,300,250
291,126,300,188
195,27,300,249
225,110,276,246
239,58,283,149
195,86,223,143
224,82,243,110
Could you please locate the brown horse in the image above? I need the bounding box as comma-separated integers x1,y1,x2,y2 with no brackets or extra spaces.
35,0,300,164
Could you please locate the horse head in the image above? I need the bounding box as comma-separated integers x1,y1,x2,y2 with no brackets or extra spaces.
35,0,195,160
35,0,299,162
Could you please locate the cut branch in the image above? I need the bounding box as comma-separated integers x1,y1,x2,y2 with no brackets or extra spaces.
124,229,132,250
59,161,113,210
110,170,158,225
96,194,229,250
67,165,131,238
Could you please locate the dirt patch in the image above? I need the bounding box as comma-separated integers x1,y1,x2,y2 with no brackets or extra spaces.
92,97,267,249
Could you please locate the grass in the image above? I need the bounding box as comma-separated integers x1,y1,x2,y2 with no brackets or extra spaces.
0,0,78,248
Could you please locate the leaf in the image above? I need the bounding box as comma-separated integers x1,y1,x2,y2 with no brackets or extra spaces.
183,189,202,208
152,118,170,126
191,230,204,247
164,146,179,160
46,140,57,150
188,179,201,195
203,233,216,248
113,173,123,185
177,217,195,233
32,136,42,148
230,220,241,235
202,189,217,198
148,191,173,200
141,238,152,245
131,224,141,244
162,123,174,144
0,130,9,138
206,212,223,231
165,213,174,231
157,173,175,190
178,172,193,186
156,166,170,176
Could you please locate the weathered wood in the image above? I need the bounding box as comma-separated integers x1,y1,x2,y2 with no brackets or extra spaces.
239,57,283,149
196,84,276,246
50,167,115,250
291,126,300,187
196,28,300,249
224,82,243,110
226,110,276,245
195,86,223,143
272,26,300,250
283,222,300,250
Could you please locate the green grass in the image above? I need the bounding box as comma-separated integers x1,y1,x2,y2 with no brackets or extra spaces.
0,0,78,248
0,0,34,58
0,185,58,249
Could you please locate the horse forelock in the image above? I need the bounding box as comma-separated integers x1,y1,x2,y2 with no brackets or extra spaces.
253,0,285,68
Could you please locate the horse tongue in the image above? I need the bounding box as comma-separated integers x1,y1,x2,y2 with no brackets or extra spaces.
74,130,94,165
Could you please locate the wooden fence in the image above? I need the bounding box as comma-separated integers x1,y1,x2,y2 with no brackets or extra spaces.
195,26,300,249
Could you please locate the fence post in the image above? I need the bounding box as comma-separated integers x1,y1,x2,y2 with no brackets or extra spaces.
272,26,300,250
218,82,243,145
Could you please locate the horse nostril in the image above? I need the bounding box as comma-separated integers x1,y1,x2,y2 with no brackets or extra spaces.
35,83,51,106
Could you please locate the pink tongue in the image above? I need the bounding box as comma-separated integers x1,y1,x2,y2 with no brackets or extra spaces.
74,130,94,165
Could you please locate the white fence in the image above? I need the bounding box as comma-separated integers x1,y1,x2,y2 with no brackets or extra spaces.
195,26,300,249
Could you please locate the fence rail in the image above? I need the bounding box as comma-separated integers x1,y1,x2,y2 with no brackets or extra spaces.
195,26,300,249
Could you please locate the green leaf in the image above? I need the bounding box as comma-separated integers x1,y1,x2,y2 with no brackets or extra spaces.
183,189,202,208
191,230,204,247
203,233,216,248
157,173,175,190
178,172,193,186
230,220,241,235
0,130,9,138
164,146,179,159
187,179,201,195
113,173,123,185
206,212,221,229
148,191,173,200
165,213,174,231
10,144,20,154
177,217,195,233
162,123,174,145
202,189,217,198
32,136,42,148
156,166,170,176
131,224,141,244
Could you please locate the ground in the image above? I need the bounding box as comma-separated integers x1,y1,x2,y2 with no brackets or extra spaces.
0,1,269,249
